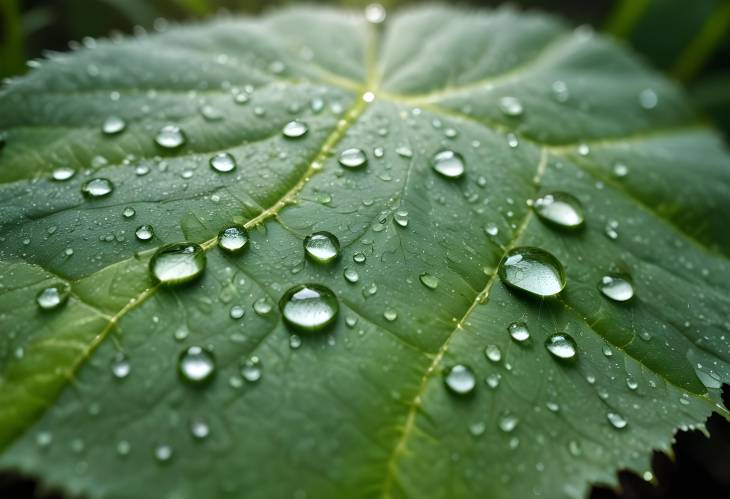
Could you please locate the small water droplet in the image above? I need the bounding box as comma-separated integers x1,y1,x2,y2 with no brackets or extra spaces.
498,414,519,432
338,148,367,169
533,192,584,229
111,353,131,379
36,283,70,310
51,166,76,181
394,209,409,227
36,432,52,448
81,178,114,198
469,421,486,437
484,223,499,236
209,152,236,173
431,149,465,179
230,305,245,319
282,120,308,139
383,308,398,321
485,373,501,389
599,273,634,302
116,440,131,457
613,163,629,177
607,411,628,429
121,206,136,219
545,333,577,360
485,344,502,363
343,267,360,283
499,96,524,116
304,231,340,264
155,444,173,462
178,346,216,385
289,334,302,349
279,283,339,332
253,297,273,316
149,243,206,285
395,146,412,158
218,225,249,253
353,252,367,264
419,272,439,290
626,377,638,390
241,356,262,383
508,321,530,342
499,247,566,297
605,219,619,240
190,417,210,440
638,88,658,109
102,116,126,135
200,104,223,121
135,224,154,241
444,364,476,395
155,125,186,149
364,3,386,23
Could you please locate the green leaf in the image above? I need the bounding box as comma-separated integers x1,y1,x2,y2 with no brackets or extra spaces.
1,5,729,499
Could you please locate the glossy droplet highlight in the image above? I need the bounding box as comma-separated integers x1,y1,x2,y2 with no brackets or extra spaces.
81,178,114,198
111,353,131,379
149,243,206,285
102,116,126,135
599,273,634,302
282,120,308,138
545,333,577,360
508,321,530,342
155,125,186,149
533,192,584,229
419,272,439,290
499,247,566,297
484,344,502,363
209,152,236,173
218,225,249,253
36,283,70,310
607,411,628,429
52,166,76,181
444,364,476,395
178,346,216,385
431,149,465,179
338,148,367,169
241,356,262,383
304,231,340,264
279,283,339,332
135,224,154,241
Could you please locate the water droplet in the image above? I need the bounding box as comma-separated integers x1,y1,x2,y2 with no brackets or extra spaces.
395,146,413,158
304,231,340,264
155,444,173,462
394,209,409,227
343,267,360,283
111,353,131,379
51,166,76,181
602,345,613,357
289,334,302,349
155,125,186,149
36,432,52,448
546,401,560,412
135,224,154,241
638,88,658,109
431,149,465,179
605,220,619,240
383,308,398,321
599,273,634,302
190,417,210,439
149,243,206,285
499,247,566,297
484,344,502,363
229,305,245,319
533,192,584,229
545,333,577,360
484,223,499,236
443,364,476,395
116,440,131,457
81,178,114,198
338,148,367,169
102,115,126,135
613,163,629,177
241,356,262,382
353,252,367,264
279,284,338,332
218,225,249,253
364,3,386,23
36,283,70,310
209,152,236,173
419,272,439,290
469,421,486,437
508,321,530,342
253,297,273,316
551,80,569,102
282,120,308,139
626,377,638,390
498,414,519,432
200,104,223,121
499,96,524,116
178,346,216,385
485,373,501,389
607,411,628,429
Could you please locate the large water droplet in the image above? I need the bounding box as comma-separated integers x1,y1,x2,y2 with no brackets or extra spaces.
508,321,530,342
282,120,308,139
545,333,577,360
444,364,476,395
218,225,249,253
599,273,634,302
533,192,584,229
209,152,236,173
135,224,154,241
81,178,114,198
499,247,566,297
155,125,186,149
304,231,340,264
338,148,367,169
431,149,465,179
178,346,216,384
279,283,339,332
102,116,126,135
149,243,206,285
36,283,70,310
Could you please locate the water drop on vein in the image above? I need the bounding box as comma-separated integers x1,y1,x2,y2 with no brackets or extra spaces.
533,192,584,229
36,283,70,310
304,231,340,264
508,321,530,342
218,225,249,253
135,224,154,241
149,243,206,285
279,284,338,332
155,125,186,149
498,247,566,297
338,148,367,169
431,149,465,179
545,333,577,360
102,116,126,135
210,152,236,173
81,178,114,198
282,120,308,139
599,273,634,302
178,346,216,385
485,373,501,388
444,364,476,395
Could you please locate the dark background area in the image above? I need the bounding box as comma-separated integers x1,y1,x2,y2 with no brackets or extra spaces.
1,1,729,498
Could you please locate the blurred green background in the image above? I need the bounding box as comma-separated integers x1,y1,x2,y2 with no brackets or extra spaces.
1,0,729,135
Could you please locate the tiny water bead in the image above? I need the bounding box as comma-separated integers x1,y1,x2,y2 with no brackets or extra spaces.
498,247,566,297
218,225,249,253
190,418,210,440
111,353,131,379
155,125,186,149
338,148,367,169
230,305,245,319
545,333,577,360
279,283,339,332
81,178,114,198
135,224,154,241
607,411,628,429
149,243,206,285
599,273,634,302
178,346,216,385
253,297,273,316
532,192,584,229
209,152,236,173
102,115,126,135
343,268,360,283
508,321,530,343
155,445,173,463
241,356,263,383
36,283,71,310
431,149,465,179
443,364,476,395
282,120,308,138
122,206,136,219
303,231,340,264
484,344,502,363
51,166,76,181
499,96,524,116
419,272,439,290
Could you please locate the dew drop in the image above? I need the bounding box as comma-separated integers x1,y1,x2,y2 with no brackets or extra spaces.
155,445,173,462
508,321,530,342
241,356,262,383
51,166,76,181
353,252,367,264
190,418,210,440
149,243,206,285
279,283,339,332
304,231,340,264
485,373,501,389
282,120,308,139
155,125,186,149
36,283,70,310
613,163,629,177
499,247,566,297
253,297,273,316
638,88,658,109
102,116,126,135
604,220,619,240
229,305,245,320
484,344,502,363
499,96,524,116
419,272,439,290
484,223,499,237
343,267,360,283
209,152,236,173
545,333,577,360
431,149,465,179
338,148,367,169
218,225,249,253
599,273,634,302
81,178,114,198
289,334,302,349
178,346,216,385
607,411,628,429
394,209,409,227
135,224,154,241
533,192,584,229
111,353,131,379
443,364,476,395
383,308,398,321
364,3,386,24
395,145,413,158
499,414,519,432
